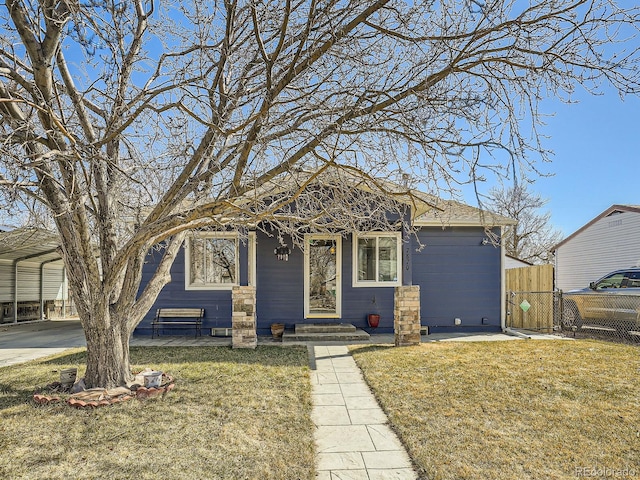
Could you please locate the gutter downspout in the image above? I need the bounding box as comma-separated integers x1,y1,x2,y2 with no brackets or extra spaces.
500,225,531,339
500,226,507,332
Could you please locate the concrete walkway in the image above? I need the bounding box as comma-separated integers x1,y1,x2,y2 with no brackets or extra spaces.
310,345,417,480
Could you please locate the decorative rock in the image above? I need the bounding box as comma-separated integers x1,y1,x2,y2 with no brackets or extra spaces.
70,378,86,394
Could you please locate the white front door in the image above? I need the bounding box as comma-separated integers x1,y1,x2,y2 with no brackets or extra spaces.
304,235,341,318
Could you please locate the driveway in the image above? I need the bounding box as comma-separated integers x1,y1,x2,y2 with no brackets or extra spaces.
0,319,86,367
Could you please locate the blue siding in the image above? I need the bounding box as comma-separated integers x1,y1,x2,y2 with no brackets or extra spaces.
255,234,305,332
134,242,246,336
411,227,502,333
255,233,396,334
339,235,396,333
134,225,503,337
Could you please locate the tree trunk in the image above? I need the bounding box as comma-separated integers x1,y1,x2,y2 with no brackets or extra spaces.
82,307,134,389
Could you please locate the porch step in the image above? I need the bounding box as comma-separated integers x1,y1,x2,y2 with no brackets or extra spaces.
282,323,370,343
295,323,357,334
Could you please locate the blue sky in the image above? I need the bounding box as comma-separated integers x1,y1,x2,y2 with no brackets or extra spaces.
463,87,640,238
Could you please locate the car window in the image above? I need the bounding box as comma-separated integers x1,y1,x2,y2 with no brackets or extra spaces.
626,271,640,288
595,273,625,289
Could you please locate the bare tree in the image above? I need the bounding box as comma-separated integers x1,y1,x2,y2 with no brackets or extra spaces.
486,184,563,264
1,0,639,388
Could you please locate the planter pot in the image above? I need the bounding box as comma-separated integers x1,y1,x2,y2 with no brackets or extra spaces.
142,371,163,388
60,368,78,387
367,314,380,328
271,323,285,339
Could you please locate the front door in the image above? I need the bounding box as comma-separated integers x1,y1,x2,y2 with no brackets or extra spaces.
305,235,341,318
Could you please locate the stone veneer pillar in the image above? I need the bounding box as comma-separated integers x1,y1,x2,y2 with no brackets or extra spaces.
232,285,257,349
394,285,421,347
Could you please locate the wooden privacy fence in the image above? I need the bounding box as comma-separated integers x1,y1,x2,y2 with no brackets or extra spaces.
506,264,555,332
506,264,554,292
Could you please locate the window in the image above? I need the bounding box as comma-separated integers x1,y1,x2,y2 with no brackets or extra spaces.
595,272,625,289
353,233,401,287
185,234,238,290
624,271,640,288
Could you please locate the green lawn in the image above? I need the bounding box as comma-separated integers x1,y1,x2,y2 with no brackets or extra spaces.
0,346,315,480
351,339,640,480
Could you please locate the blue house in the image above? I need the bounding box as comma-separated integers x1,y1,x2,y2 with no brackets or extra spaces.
134,172,514,337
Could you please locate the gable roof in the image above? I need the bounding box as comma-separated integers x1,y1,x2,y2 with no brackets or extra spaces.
552,204,640,251
239,168,515,228
414,197,516,227
238,168,442,219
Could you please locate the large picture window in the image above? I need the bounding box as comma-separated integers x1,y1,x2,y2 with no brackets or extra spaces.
353,233,401,287
185,234,238,290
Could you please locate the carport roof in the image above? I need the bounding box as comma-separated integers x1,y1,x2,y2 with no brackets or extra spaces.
0,227,62,263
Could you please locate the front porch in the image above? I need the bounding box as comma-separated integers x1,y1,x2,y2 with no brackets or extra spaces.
129,322,387,347
281,323,370,343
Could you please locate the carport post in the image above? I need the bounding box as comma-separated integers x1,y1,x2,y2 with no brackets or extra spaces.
12,249,59,323
62,266,67,318
40,258,64,321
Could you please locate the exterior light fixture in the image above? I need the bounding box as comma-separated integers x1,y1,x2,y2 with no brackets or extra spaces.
274,245,291,261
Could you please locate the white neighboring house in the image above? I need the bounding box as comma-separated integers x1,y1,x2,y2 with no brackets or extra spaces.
552,205,640,291
504,254,533,269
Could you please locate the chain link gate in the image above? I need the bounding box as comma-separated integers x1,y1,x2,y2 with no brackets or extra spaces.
507,290,640,341
506,291,561,333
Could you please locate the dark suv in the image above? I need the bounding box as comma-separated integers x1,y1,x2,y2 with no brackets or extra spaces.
563,267,640,335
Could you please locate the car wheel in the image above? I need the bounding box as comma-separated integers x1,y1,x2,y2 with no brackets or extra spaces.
562,300,582,330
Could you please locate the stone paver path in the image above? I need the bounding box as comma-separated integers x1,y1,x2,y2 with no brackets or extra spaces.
310,345,417,480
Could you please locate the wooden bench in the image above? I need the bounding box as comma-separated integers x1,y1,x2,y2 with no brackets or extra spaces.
152,308,205,338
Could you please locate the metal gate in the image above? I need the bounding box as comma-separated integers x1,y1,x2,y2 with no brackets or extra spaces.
506,291,561,333
508,290,640,341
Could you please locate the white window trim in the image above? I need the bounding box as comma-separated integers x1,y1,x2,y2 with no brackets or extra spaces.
184,232,239,291
352,232,402,287
304,234,342,319
248,232,257,287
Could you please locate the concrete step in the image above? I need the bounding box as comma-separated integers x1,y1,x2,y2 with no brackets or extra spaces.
282,329,371,343
295,323,357,334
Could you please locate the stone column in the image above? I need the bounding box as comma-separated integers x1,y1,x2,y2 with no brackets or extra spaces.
394,285,421,347
232,285,257,349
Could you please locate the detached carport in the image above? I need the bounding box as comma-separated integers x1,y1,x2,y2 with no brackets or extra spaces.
0,227,69,324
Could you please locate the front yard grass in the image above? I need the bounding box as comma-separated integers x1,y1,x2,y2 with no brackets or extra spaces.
351,339,640,480
0,346,314,480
